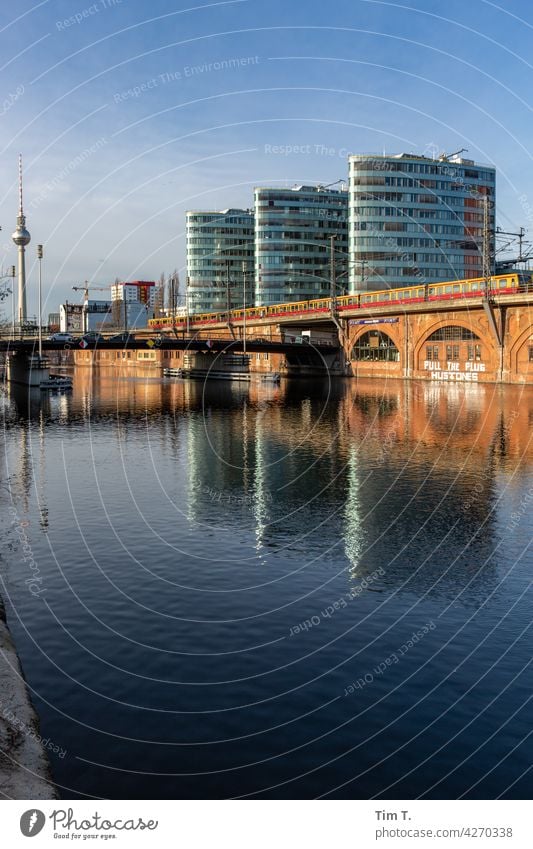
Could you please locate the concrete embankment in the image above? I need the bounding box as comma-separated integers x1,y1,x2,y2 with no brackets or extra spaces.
0,597,57,799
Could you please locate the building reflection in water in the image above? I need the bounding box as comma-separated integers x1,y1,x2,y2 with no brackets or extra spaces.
2,369,532,601
344,446,365,576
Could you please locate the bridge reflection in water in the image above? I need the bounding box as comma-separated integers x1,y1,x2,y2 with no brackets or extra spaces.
1,370,533,799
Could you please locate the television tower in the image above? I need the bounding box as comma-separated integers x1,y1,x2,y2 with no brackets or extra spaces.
11,154,31,324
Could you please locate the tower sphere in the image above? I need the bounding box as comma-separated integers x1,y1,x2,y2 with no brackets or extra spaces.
12,224,31,246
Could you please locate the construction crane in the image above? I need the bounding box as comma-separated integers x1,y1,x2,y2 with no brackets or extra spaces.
439,147,468,161
72,282,110,300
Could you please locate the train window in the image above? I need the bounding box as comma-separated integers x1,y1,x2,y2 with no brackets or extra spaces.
428,287,435,295
453,284,460,293
417,289,425,298
363,295,371,303
445,285,452,294
499,278,508,288
382,293,390,301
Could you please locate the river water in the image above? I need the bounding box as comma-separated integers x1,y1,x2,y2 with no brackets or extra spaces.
1,369,532,799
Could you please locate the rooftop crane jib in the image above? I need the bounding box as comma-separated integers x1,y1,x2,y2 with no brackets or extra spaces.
72,283,110,300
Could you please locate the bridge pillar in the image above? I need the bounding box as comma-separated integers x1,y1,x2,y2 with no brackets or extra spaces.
7,352,49,387
404,314,413,379
499,305,510,384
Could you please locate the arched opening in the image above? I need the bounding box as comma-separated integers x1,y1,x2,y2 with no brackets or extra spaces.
424,325,482,365
351,330,400,362
510,326,533,378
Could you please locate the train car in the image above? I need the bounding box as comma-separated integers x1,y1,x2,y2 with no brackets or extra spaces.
490,272,532,295
148,272,533,330
427,278,483,300
337,295,361,311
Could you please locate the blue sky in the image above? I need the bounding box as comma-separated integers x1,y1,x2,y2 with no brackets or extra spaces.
1,0,533,315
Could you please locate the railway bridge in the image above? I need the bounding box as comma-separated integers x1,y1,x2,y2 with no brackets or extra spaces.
3,288,533,385
147,288,533,384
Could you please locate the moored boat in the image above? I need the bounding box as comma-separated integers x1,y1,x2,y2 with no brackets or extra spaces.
40,374,73,391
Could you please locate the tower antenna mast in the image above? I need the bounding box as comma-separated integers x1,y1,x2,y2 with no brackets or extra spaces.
11,154,31,325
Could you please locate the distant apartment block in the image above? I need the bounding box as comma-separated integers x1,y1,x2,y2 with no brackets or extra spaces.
254,184,348,305
186,209,255,314
348,153,496,292
110,280,155,327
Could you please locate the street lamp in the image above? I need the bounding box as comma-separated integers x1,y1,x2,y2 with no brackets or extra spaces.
10,265,15,339
242,260,247,355
37,244,43,358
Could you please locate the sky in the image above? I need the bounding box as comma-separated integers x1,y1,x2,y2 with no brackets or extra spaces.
1,0,533,317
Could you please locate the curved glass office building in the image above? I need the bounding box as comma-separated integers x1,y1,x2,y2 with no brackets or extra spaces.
348,153,496,292
254,184,348,305
186,209,255,314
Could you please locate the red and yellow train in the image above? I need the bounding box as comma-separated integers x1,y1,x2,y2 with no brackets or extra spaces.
148,272,533,331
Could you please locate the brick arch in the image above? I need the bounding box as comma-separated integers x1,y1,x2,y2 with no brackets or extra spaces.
348,324,402,351
508,322,533,374
413,317,493,365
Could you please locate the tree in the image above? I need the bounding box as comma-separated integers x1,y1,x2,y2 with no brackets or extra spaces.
167,269,180,315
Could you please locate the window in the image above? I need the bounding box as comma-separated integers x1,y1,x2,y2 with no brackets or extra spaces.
351,331,400,362
426,345,439,361
427,326,480,341
446,345,460,361
529,346,533,363
467,344,482,361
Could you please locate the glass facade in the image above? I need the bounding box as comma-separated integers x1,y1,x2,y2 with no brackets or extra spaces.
254,185,349,305
348,154,496,292
186,209,255,313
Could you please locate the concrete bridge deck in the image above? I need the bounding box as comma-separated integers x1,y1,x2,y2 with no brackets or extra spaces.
0,337,338,355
